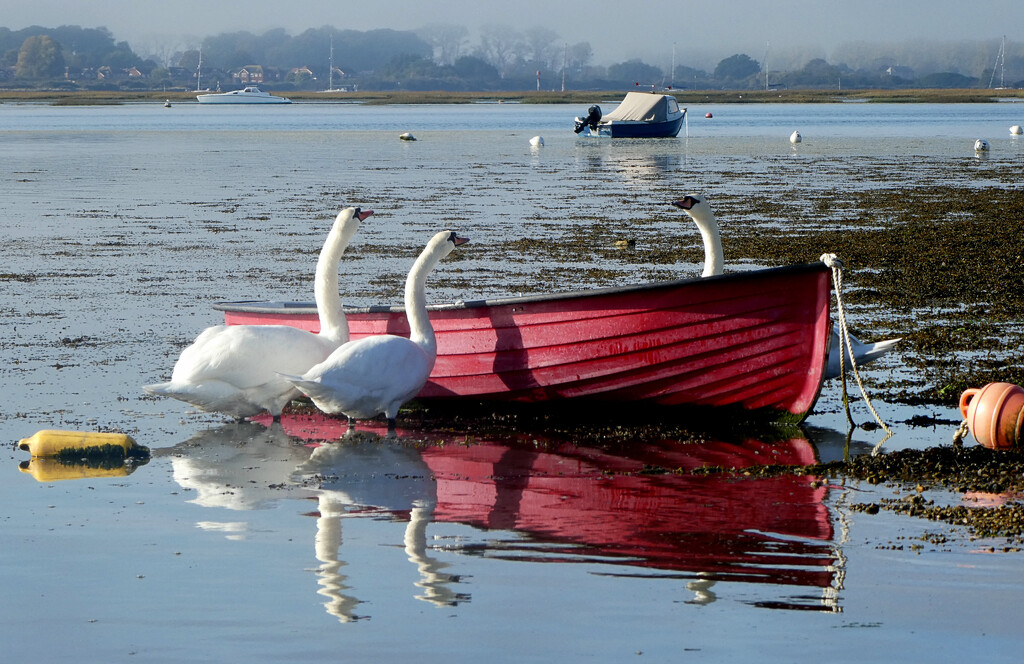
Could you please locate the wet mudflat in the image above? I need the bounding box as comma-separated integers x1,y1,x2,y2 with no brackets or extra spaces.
2,102,1024,661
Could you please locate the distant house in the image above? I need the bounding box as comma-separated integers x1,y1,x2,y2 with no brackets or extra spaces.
289,66,314,78
886,65,915,80
125,66,144,78
235,65,264,84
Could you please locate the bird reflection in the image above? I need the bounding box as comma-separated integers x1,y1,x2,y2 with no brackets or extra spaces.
165,421,310,511
685,575,718,605
312,492,363,623
166,415,846,620
404,499,469,607
299,434,468,612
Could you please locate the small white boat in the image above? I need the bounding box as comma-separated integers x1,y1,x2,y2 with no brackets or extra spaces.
196,86,291,104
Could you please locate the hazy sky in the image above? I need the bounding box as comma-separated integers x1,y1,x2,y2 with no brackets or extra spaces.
6,0,1020,68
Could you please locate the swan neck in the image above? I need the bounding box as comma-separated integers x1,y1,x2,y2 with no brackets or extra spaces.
404,244,444,353
314,218,357,343
695,214,724,277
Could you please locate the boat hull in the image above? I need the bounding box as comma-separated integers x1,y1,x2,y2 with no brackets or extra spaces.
214,263,832,421
592,114,685,138
196,87,291,104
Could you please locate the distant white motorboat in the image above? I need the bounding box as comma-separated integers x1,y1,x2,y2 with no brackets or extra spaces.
196,86,291,104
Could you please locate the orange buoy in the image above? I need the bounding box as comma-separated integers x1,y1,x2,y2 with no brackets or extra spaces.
959,382,1024,449
705,112,713,118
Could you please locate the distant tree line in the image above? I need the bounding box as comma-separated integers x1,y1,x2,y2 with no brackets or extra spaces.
1,24,1021,92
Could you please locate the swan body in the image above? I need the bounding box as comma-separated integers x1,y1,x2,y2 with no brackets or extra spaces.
790,130,802,144
974,139,990,152
284,230,468,429
530,135,544,147
1011,125,1023,136
672,194,899,379
144,207,373,419
826,325,901,379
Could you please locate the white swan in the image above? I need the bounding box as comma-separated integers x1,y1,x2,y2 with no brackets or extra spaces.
283,230,469,431
671,194,900,378
790,130,802,144
826,326,902,379
144,207,373,420
974,139,990,152
1011,125,1023,136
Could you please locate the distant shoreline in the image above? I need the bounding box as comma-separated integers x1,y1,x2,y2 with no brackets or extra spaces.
1,88,1021,105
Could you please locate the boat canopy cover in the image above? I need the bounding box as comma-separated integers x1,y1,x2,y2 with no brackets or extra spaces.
602,92,680,122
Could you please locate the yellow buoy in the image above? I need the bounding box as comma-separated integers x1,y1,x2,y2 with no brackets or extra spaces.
18,429,143,458
19,458,133,482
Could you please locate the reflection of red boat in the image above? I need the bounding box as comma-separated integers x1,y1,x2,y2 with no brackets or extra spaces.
262,414,841,610
218,263,831,422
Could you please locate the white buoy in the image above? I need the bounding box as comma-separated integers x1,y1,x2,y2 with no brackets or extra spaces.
789,130,801,144
529,136,544,147
974,138,990,152
399,132,416,141
1011,125,1023,136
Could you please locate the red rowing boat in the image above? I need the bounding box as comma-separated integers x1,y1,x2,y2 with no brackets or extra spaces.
214,262,832,422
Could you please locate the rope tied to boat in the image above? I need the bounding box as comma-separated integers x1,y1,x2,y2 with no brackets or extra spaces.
951,419,970,448
820,253,893,454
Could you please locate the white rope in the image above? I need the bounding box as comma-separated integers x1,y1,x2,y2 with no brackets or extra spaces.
951,420,970,447
820,254,893,454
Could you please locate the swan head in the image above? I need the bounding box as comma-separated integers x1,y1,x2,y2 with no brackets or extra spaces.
429,230,470,251
449,231,470,247
671,195,713,219
338,206,374,224
415,230,470,269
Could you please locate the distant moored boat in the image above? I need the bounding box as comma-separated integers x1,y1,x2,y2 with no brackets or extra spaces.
197,86,291,104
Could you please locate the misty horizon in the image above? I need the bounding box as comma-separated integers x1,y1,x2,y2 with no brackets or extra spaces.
4,0,1022,75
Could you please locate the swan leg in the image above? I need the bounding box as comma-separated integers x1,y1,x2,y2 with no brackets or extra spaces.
346,416,355,430
272,413,282,424
386,417,397,433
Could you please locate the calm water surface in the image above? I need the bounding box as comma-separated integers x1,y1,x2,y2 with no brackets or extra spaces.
2,101,1022,662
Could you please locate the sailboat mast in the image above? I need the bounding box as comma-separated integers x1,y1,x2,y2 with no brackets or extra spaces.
989,35,1007,89
561,43,566,92
329,35,334,91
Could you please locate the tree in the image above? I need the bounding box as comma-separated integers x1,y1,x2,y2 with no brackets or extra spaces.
607,59,664,86
417,24,468,66
178,49,200,71
477,24,523,77
522,27,559,69
782,58,841,87
15,35,65,78
916,72,978,88
714,53,760,80
567,42,593,71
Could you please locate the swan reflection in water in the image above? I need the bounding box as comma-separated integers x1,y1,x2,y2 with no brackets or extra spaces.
162,421,463,622
162,414,849,621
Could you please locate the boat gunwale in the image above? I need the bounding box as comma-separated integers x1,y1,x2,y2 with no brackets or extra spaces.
213,261,829,315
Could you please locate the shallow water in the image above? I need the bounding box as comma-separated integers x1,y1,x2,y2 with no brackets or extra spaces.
2,101,1023,661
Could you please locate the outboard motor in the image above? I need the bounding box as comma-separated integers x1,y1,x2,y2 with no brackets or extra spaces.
573,105,602,134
